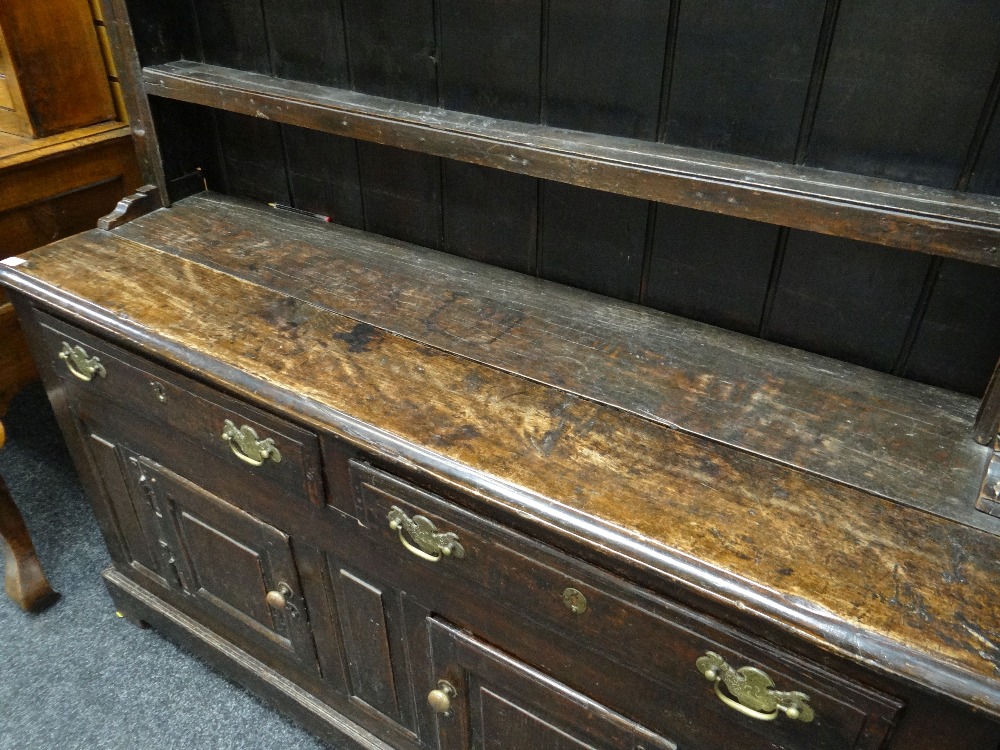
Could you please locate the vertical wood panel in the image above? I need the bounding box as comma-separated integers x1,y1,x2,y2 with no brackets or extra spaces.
335,569,401,721
805,0,1000,188
261,0,350,86
437,0,541,121
764,232,932,372
149,99,225,196
664,0,828,161
215,111,290,205
539,183,647,302
193,0,271,73
283,128,364,229
969,113,1000,196
342,0,437,104
545,0,670,140
442,163,538,274
124,0,202,66
437,0,541,275
357,143,441,249
644,206,780,335
902,260,1000,396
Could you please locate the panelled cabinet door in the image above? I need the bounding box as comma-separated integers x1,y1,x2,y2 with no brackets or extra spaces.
426,618,676,750
126,455,321,677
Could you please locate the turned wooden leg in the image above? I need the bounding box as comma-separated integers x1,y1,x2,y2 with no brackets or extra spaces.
0,420,58,612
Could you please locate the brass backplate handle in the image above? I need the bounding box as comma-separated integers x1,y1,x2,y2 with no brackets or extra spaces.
59,342,107,382
221,419,282,466
387,506,465,562
696,651,814,723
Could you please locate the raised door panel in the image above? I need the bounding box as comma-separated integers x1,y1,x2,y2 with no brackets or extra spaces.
73,419,176,590
127,456,321,677
426,618,676,750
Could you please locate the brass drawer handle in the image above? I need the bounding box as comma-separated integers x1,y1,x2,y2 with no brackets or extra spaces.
696,651,814,723
387,505,465,562
221,419,282,466
59,342,106,382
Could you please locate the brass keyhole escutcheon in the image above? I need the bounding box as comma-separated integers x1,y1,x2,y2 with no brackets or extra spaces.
150,381,167,402
428,680,457,716
563,587,587,615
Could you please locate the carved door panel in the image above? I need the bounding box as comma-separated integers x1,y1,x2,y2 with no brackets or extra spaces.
125,454,321,677
425,618,676,750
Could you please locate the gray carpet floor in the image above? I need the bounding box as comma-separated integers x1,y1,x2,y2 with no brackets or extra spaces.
0,383,326,750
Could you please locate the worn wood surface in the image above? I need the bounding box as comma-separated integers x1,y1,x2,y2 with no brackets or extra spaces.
108,194,992,533
141,61,1000,268
5,222,1000,716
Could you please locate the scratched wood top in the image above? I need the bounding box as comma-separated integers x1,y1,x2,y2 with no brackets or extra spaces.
111,193,994,533
4,199,1000,714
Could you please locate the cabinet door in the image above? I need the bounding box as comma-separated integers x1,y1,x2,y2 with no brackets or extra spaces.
126,455,321,677
426,618,676,750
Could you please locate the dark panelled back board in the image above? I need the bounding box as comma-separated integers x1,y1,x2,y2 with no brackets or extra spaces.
803,0,1000,189
131,0,1000,396
663,0,827,161
644,207,780,335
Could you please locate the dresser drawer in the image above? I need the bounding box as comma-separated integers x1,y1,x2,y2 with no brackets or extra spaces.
351,461,903,750
36,311,324,510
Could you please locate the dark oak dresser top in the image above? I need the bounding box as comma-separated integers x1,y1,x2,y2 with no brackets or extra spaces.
5,191,999,718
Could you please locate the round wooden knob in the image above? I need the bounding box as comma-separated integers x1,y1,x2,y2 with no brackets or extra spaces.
266,589,287,609
427,687,453,714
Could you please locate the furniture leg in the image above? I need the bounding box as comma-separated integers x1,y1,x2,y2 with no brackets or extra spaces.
0,420,58,611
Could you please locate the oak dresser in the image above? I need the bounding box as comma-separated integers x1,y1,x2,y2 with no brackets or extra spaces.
3,2,1000,749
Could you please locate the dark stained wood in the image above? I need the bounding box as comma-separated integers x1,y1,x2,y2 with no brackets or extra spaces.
261,0,349,87
763,231,933,372
357,143,441,250
644,205,781,334
902,260,1000,396
440,163,537,275
804,0,1000,189
334,568,404,722
436,0,540,277
428,619,676,750
341,0,436,105
545,0,669,140
538,183,646,302
437,0,541,122
970,109,1000,196
214,111,290,205
110,194,991,531
352,461,903,750
282,127,364,230
7,230,1000,718
142,61,1000,267
192,0,270,75
663,0,827,161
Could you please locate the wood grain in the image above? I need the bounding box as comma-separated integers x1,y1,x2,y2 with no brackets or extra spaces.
5,217,1000,716
111,194,991,532
141,61,1000,268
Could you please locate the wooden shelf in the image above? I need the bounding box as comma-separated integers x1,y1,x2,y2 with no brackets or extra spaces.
96,192,998,534
143,60,1000,268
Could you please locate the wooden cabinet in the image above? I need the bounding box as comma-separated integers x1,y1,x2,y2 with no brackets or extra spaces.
0,0,115,138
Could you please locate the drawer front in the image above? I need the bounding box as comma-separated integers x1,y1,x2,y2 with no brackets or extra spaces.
351,461,903,750
36,312,324,511
427,618,676,750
